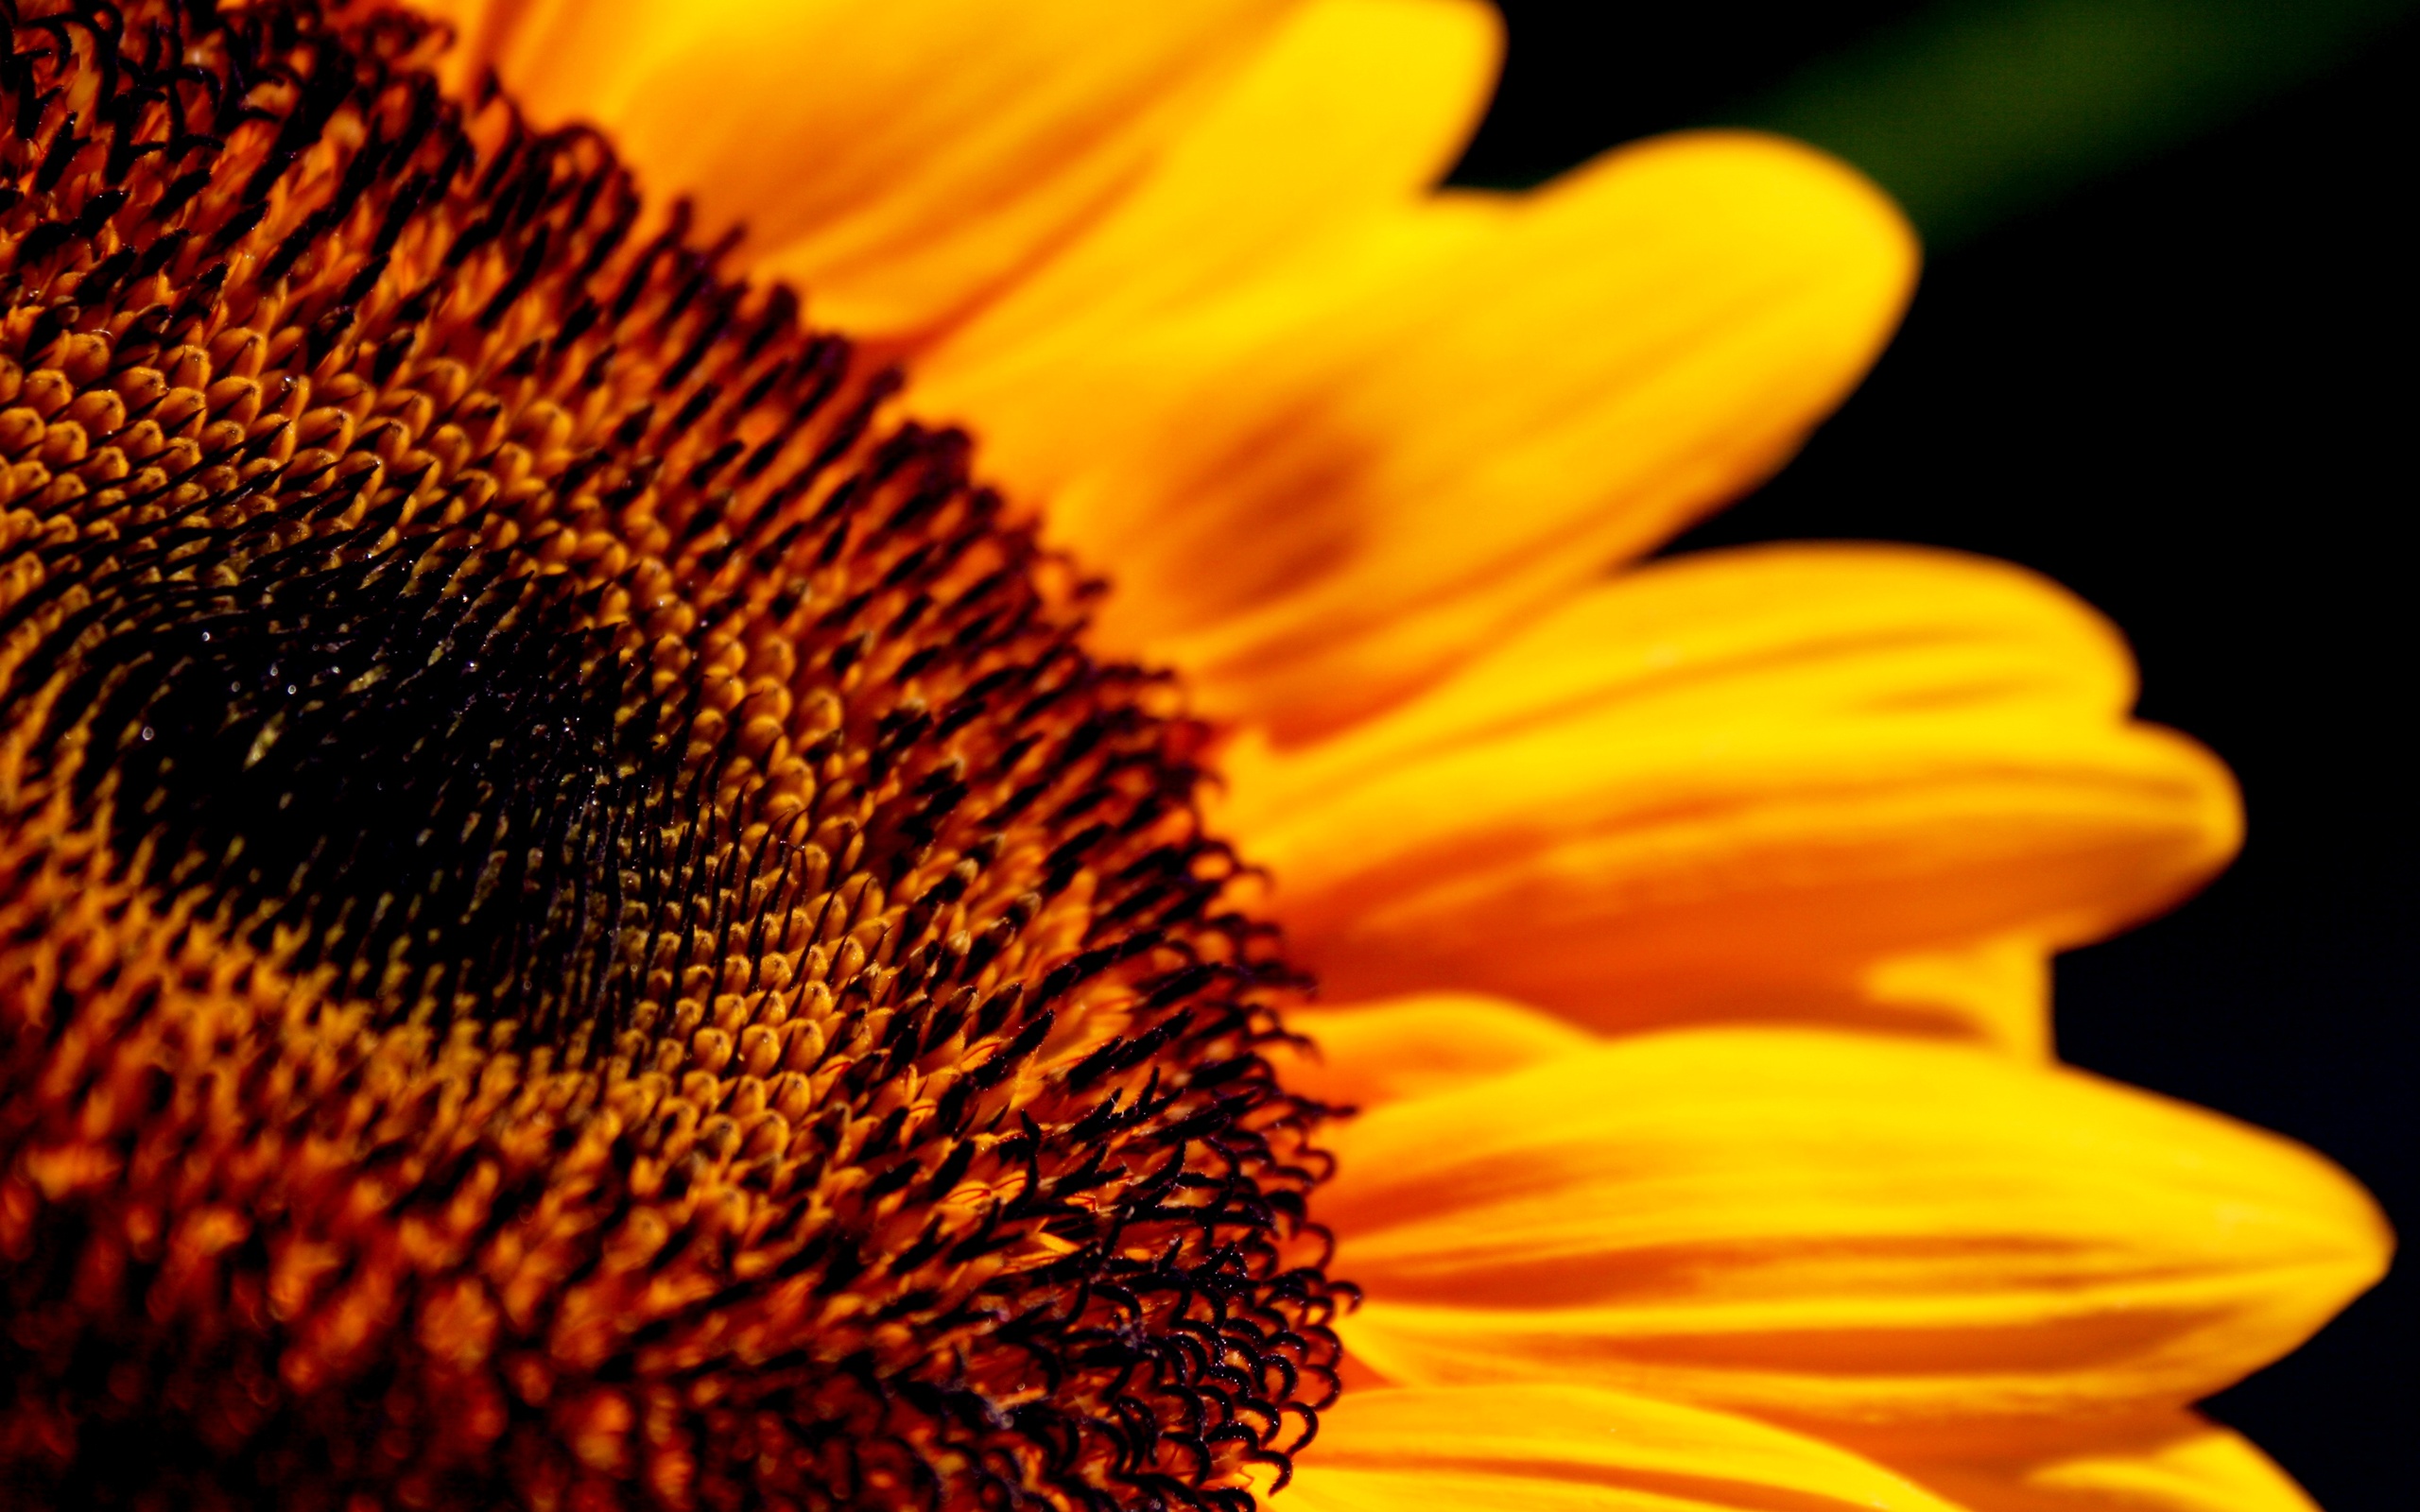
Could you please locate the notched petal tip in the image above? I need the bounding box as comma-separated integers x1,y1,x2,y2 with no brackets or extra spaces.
929,127,1924,746
1223,544,2246,1045
1322,1028,2391,1452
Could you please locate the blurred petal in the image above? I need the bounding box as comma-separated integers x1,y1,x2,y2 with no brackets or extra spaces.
459,0,1303,340
1282,1383,1965,1512
1323,1028,2390,1452
1270,993,1599,1108
1890,1414,2320,1512
1219,545,2239,1044
925,133,1917,739
1861,936,2052,1057
934,0,1504,370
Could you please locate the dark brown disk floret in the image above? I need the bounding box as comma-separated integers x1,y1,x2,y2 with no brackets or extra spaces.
0,4,1343,1510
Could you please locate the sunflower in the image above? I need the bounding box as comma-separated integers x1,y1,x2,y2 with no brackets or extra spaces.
0,2,2388,1511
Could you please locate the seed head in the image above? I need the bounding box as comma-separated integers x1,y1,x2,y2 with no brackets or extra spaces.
0,4,1343,1509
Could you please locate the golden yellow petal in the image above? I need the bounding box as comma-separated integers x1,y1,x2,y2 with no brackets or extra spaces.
454,0,1302,340
1281,1383,1966,1512
1217,545,2239,1044
1859,936,2053,1058
928,0,1504,375
1269,993,1600,1108
1322,1029,2390,1452
1889,1414,2320,1512
924,133,1917,740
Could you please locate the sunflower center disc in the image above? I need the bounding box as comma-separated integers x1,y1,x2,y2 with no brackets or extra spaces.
0,4,1342,1509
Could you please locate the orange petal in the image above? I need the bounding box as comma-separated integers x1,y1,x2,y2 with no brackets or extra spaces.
1322,1028,2390,1452
458,0,1303,341
1888,1414,2320,1512
1270,993,1599,1109
923,132,1917,740
1217,544,2239,1046
930,0,1504,374
1280,1383,1965,1512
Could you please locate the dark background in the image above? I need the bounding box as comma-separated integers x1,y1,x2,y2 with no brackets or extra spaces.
1454,5,2412,1509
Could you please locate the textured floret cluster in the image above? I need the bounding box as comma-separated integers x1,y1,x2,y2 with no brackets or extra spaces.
0,4,1343,1508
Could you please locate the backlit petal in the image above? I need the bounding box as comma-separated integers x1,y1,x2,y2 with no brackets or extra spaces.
1282,1383,1965,1512
1269,993,1599,1108
1323,1029,2390,1451
1890,1414,2320,1512
931,0,1504,373
458,0,1303,340
923,133,1917,739
1218,545,2238,1045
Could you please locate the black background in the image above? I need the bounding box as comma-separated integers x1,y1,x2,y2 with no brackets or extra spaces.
1455,6,2412,1509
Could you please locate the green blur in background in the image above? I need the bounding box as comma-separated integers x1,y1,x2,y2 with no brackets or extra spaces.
1723,0,2414,244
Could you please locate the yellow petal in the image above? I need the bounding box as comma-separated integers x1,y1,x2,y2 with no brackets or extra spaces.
1270,993,1600,1108
1860,936,2052,1058
1218,545,2239,1044
1322,1028,2390,1452
1282,1383,1966,1512
1890,1414,2320,1512
461,0,1303,340
931,0,1504,374
924,132,1917,739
